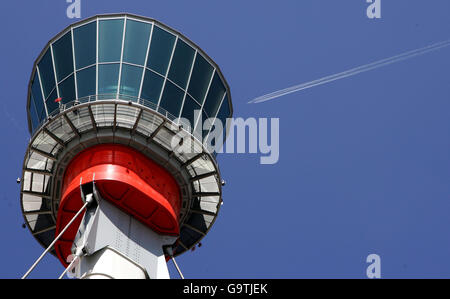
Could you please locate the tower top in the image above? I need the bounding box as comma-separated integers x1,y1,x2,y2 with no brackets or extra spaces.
27,13,232,135
21,14,233,265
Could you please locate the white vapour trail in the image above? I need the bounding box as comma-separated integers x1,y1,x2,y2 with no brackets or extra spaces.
249,39,450,104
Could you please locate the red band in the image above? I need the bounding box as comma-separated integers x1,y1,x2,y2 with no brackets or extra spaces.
54,144,181,266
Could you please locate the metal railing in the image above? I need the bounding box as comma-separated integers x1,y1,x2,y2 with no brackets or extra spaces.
33,94,186,135
31,93,220,158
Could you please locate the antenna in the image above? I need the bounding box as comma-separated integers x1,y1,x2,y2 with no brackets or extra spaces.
20,14,232,279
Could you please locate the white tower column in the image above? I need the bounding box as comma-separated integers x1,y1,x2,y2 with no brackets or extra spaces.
68,190,177,279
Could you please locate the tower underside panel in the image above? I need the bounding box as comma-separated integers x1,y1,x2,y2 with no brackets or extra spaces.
21,100,222,258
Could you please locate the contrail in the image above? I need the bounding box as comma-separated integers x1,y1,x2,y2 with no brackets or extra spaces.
249,39,450,104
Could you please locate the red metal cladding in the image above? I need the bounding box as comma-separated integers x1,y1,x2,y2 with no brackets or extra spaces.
54,144,181,266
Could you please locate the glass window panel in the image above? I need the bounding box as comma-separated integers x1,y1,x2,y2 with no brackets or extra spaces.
203,73,226,118
147,26,176,75
188,54,214,102
76,66,96,98
52,31,74,82
59,75,76,103
46,89,59,114
31,73,45,117
119,64,143,97
73,21,96,69
168,39,195,89
40,108,46,123
99,19,124,63
201,110,209,141
29,94,40,131
141,70,164,105
98,64,120,95
37,50,56,98
216,96,231,125
216,96,231,146
180,95,201,132
158,81,184,118
123,20,152,65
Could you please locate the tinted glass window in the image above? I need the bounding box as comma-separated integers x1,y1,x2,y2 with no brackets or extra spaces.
141,70,164,105
59,75,76,103
215,96,231,145
123,20,151,65
76,66,96,98
119,64,143,97
29,95,40,130
39,108,46,123
216,96,231,125
52,31,74,82
73,21,97,69
98,64,120,95
99,19,124,62
38,50,56,98
203,73,226,117
31,73,45,117
159,81,184,117
46,89,59,114
187,54,214,102
180,95,201,131
168,39,195,89
201,110,209,141
147,26,176,75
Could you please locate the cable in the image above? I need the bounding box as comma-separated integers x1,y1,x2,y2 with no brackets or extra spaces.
171,256,184,279
58,255,80,279
21,195,93,279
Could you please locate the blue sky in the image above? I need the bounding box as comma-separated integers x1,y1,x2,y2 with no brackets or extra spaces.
1,0,450,278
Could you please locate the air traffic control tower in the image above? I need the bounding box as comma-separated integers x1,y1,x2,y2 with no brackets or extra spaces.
20,14,232,279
